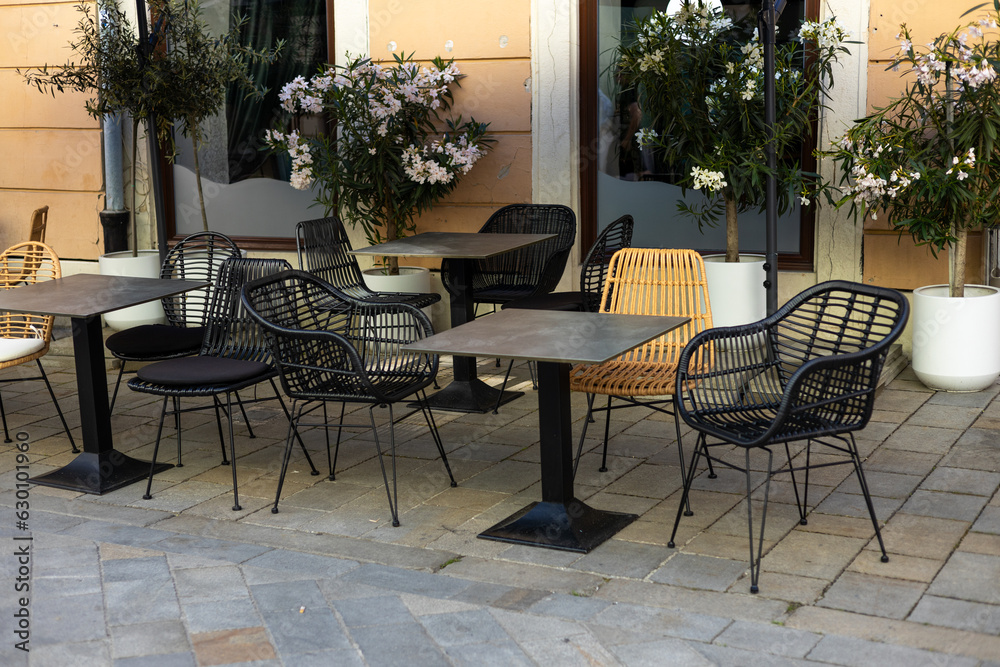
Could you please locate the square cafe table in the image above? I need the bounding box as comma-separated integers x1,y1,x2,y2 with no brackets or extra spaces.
352,231,556,413
0,273,208,494
405,308,689,552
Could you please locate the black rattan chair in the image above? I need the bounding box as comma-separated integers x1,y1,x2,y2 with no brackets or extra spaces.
241,269,456,526
296,217,440,309
106,232,242,411
128,258,318,511
668,280,909,593
440,204,577,312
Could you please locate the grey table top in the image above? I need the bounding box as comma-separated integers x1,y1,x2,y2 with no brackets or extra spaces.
349,232,557,259
0,273,209,319
404,309,689,365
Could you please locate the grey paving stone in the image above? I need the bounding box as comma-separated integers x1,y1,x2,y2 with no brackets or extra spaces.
261,608,352,655
241,549,359,579
32,592,108,644
881,425,960,454
806,634,978,667
816,572,926,620
102,556,172,582
182,597,262,633
59,521,176,549
901,490,989,522
610,638,715,666
927,551,1000,604
334,595,416,627
570,539,668,579
420,609,510,646
488,607,587,643
19,640,109,667
109,620,191,660
713,620,821,658
908,594,1000,634
33,572,101,598
444,640,534,666
940,429,1000,472
148,534,271,563
694,643,821,667
338,563,472,599
172,565,249,603
921,467,1000,496
113,653,197,667
279,649,365,667
348,622,448,666
649,553,748,592
527,592,611,621
972,506,1000,535
591,602,730,642
251,580,326,612
105,579,182,625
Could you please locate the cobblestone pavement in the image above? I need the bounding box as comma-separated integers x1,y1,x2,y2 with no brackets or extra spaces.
0,357,998,666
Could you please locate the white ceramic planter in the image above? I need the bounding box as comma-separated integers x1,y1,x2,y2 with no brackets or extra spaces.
361,266,432,295
703,254,767,328
98,250,166,330
912,284,1000,392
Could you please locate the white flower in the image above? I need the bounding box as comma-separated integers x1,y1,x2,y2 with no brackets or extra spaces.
635,127,658,147
798,195,810,206
690,166,727,192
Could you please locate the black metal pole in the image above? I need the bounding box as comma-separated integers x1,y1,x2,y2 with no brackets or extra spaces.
761,1,779,315
134,0,170,264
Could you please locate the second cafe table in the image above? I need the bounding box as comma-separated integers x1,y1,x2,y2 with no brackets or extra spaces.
351,231,556,413
404,308,689,552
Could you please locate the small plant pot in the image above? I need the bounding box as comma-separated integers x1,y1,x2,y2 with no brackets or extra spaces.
361,266,432,295
98,250,165,330
703,254,767,328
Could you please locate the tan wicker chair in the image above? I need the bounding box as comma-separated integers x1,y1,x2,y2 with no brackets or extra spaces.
29,206,48,243
0,242,77,450
569,248,713,485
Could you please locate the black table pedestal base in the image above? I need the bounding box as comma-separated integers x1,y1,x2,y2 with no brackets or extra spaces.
478,499,638,553
30,451,173,495
420,378,523,414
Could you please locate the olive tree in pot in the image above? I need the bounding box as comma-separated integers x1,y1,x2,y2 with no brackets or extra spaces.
266,52,493,293
614,1,848,326
825,3,1000,391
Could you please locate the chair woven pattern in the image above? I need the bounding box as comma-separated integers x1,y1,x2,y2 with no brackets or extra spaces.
296,217,440,309
675,281,909,447
569,248,713,397
0,242,60,369
442,204,577,304
580,214,634,312
128,258,291,396
242,270,438,405
159,232,241,328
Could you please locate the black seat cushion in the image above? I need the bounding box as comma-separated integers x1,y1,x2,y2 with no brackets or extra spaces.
107,325,205,358
502,291,587,312
136,356,270,387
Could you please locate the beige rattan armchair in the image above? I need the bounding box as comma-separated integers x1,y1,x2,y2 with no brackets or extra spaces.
29,206,48,243
0,242,77,450
569,248,714,487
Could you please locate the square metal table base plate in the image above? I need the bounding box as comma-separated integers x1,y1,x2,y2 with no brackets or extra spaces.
416,379,523,414
478,500,638,553
30,451,173,495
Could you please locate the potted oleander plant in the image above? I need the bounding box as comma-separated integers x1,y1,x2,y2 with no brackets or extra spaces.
824,4,1000,391
267,52,492,292
614,1,847,326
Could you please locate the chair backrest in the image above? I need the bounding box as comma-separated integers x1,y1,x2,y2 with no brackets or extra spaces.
0,242,60,343
600,248,713,366
475,204,577,294
159,232,241,328
201,257,292,362
580,214,634,312
29,206,48,243
295,217,368,297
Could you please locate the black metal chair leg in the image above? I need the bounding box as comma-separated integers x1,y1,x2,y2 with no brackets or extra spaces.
669,433,705,548
369,404,399,527
213,396,229,465
573,393,597,478
848,434,889,562
331,402,347,481
143,397,170,500
599,395,613,472
673,406,693,517
272,403,301,514
235,391,256,439
746,448,773,594
109,363,126,413
273,381,318,475
784,441,807,525
37,361,78,453
417,390,456,487
172,397,183,467
226,393,242,511
0,389,10,444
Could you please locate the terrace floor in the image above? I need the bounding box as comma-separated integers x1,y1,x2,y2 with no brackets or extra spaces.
1,354,999,666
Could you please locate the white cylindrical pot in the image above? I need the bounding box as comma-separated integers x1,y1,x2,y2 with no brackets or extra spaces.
361,266,432,294
703,254,767,328
98,250,166,330
912,284,1000,392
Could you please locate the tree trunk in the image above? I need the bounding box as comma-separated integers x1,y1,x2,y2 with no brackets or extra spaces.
191,133,209,232
950,223,967,298
725,193,739,263
130,118,139,258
